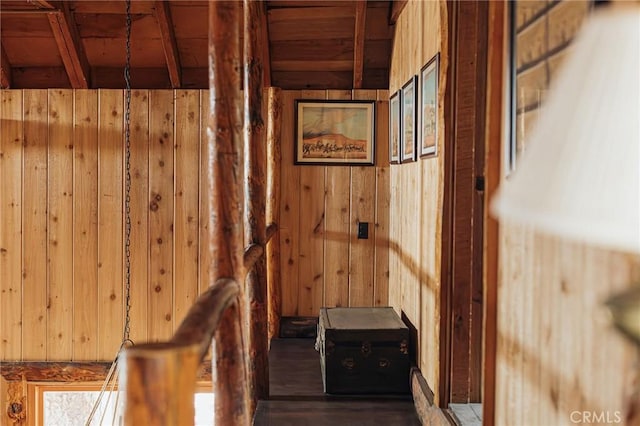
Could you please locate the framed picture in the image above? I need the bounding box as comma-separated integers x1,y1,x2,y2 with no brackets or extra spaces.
401,76,417,163
389,91,401,164
294,100,376,166
420,53,439,157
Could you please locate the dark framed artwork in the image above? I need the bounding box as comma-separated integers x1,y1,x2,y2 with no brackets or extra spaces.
294,100,376,166
401,75,417,163
389,90,401,164
420,53,439,157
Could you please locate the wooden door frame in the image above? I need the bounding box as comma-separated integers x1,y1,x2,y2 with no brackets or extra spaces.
439,0,490,408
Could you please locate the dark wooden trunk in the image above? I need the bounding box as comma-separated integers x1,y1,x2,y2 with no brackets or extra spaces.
317,307,411,395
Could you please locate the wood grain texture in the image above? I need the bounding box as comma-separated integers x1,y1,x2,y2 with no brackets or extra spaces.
199,92,210,296
323,90,352,309
352,1,366,88
97,89,123,359
373,90,390,307
173,90,200,329
21,90,48,360
72,89,99,360
148,90,175,341
154,0,182,88
0,44,12,88
266,87,283,340
244,0,269,408
46,4,90,88
0,90,23,361
48,89,74,361
297,90,326,316
279,90,301,315
128,89,150,345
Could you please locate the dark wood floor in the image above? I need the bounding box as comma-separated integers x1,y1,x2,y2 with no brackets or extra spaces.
254,339,421,426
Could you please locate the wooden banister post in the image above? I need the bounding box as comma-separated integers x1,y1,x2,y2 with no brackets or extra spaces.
208,1,249,425
266,87,283,342
243,0,269,411
121,342,200,425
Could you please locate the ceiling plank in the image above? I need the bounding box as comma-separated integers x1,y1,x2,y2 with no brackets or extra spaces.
353,1,366,89
1,44,13,88
47,4,90,88
153,1,182,88
389,0,408,25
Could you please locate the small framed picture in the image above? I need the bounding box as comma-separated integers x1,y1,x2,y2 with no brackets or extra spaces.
401,75,417,163
420,53,439,157
294,100,376,166
389,90,401,164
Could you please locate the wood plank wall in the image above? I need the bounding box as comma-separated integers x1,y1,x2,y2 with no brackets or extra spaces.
388,0,445,400
495,1,640,424
0,88,391,362
0,89,208,361
278,89,390,316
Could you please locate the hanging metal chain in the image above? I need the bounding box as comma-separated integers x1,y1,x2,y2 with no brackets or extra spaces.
122,0,133,345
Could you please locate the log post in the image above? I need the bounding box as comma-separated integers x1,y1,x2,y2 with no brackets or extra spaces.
243,0,269,411
266,87,283,342
208,1,249,425
121,342,200,425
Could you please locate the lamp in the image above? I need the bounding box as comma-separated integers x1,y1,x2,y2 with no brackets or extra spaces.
492,5,640,343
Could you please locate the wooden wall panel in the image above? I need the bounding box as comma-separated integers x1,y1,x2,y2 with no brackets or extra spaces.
323,90,351,309
173,90,200,326
97,90,123,359
198,92,210,296
48,89,74,361
278,88,390,317
279,90,301,315
389,0,444,397
22,90,48,360
148,90,175,341
72,90,99,360
297,89,326,316
129,89,150,344
0,90,23,360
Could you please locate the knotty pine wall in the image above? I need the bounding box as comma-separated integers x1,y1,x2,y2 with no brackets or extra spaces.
278,89,390,316
0,88,391,362
0,89,208,361
495,1,639,424
388,0,445,397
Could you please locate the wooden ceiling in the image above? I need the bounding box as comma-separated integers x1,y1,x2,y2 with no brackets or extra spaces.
0,0,400,90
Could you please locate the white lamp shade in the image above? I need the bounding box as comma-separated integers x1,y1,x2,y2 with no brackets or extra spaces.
492,6,640,254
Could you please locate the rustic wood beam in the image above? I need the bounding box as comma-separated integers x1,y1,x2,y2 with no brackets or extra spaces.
27,0,55,9
47,3,90,88
0,361,212,382
0,43,12,88
389,0,408,25
260,1,271,86
209,1,249,425
244,0,269,414
266,87,283,343
153,0,182,88
353,1,367,89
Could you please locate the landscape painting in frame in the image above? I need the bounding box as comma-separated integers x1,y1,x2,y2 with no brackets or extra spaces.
295,100,376,166
389,91,401,164
401,76,417,163
420,53,439,157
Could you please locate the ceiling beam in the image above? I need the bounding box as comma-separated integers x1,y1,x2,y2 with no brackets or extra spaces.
261,1,271,87
353,1,367,89
389,0,408,25
27,0,55,9
1,43,12,88
154,1,182,88
47,3,90,88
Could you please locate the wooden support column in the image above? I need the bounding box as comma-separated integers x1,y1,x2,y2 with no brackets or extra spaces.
121,343,200,425
244,0,269,412
154,1,182,88
0,44,12,88
208,1,249,425
353,1,367,89
47,3,90,88
266,87,283,342
260,2,271,87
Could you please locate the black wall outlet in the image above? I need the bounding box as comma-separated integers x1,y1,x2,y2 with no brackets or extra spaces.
357,222,369,239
